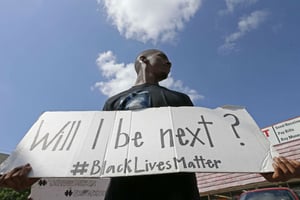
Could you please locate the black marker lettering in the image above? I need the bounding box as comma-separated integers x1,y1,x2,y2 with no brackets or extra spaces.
114,118,130,149
198,115,214,147
160,128,174,148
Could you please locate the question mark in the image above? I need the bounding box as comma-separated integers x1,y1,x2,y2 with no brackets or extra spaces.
224,113,245,146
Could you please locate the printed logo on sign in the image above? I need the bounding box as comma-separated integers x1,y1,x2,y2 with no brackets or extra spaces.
65,189,73,197
38,179,47,186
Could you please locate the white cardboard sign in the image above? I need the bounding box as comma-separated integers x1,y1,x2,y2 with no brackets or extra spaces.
262,116,300,145
0,106,277,177
30,178,109,200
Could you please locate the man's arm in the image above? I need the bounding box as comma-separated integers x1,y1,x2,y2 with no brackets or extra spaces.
0,164,39,191
261,157,300,182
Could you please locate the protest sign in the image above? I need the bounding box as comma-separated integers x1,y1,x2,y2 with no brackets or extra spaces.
0,106,277,178
262,116,300,145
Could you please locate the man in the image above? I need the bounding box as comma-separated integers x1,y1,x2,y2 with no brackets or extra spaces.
1,49,300,198
102,49,199,200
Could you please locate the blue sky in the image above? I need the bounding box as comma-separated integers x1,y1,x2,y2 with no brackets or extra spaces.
0,0,299,153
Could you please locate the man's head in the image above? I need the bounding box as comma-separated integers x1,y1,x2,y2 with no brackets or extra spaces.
134,49,172,83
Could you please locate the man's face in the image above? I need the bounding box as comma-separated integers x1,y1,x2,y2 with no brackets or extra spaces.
146,51,172,81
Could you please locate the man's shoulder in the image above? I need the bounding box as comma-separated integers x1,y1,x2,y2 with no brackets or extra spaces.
106,90,128,102
163,86,187,95
102,88,132,111
156,85,193,106
159,85,190,98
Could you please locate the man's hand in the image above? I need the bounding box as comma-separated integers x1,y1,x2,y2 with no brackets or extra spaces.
261,157,300,182
0,164,39,191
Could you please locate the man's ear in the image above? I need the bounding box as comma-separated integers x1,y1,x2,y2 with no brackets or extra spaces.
139,55,147,64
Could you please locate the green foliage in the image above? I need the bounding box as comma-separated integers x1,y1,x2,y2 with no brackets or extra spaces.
0,188,30,200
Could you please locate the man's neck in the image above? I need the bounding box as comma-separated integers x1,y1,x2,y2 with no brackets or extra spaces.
134,73,159,86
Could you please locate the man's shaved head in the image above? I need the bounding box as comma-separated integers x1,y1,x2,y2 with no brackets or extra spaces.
134,49,164,73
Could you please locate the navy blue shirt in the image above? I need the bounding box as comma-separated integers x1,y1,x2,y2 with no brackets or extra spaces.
103,83,200,200
103,83,193,111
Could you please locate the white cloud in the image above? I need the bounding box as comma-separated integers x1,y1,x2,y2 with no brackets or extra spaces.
92,51,136,97
219,10,269,53
97,0,202,44
92,51,204,102
221,0,258,14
